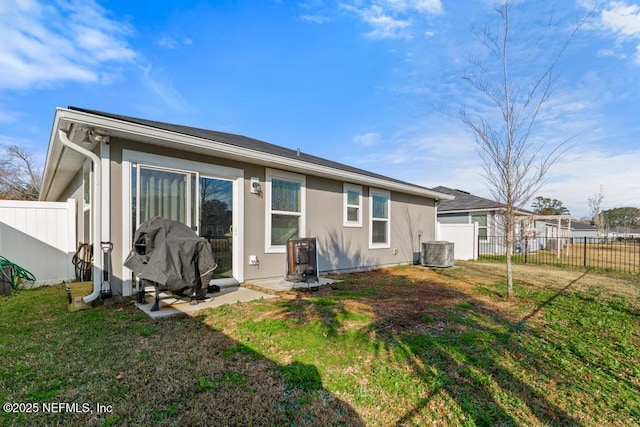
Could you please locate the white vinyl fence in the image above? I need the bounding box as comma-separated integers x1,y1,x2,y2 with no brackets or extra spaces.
436,222,478,261
0,199,76,285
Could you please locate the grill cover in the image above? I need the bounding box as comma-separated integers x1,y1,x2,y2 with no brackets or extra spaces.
124,216,216,295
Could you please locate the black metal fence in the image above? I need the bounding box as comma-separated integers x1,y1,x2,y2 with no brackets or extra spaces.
479,236,640,274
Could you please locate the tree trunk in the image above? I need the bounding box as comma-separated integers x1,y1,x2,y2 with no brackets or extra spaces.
505,231,514,297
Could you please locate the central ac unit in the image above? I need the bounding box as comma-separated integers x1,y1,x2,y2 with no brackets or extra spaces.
422,241,455,267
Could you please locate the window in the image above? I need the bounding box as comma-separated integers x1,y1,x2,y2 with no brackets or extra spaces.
369,189,390,248
343,184,362,227
471,214,488,240
137,166,190,225
266,169,305,252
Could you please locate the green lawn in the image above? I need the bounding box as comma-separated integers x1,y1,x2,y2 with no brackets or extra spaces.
1,262,639,426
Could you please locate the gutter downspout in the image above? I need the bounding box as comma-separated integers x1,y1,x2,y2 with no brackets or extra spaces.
58,130,102,303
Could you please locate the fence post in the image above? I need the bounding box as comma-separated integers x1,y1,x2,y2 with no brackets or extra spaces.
583,237,587,268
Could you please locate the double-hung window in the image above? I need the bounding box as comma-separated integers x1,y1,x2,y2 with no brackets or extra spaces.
343,184,362,227
266,169,306,252
369,188,390,248
471,214,488,240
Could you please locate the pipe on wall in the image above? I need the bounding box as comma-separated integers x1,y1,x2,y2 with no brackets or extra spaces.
58,129,103,303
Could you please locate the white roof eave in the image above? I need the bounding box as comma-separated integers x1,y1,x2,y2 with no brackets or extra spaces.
42,107,455,201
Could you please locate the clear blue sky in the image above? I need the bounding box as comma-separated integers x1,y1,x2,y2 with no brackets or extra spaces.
1,0,639,218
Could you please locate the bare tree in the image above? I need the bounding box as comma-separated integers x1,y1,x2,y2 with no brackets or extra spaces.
588,185,606,239
457,1,591,297
0,145,42,200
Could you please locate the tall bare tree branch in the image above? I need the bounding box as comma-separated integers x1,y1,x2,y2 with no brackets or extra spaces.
457,0,593,297
0,145,42,200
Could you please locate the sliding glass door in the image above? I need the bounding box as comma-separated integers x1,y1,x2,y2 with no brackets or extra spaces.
132,165,234,279
199,177,233,279
123,151,244,296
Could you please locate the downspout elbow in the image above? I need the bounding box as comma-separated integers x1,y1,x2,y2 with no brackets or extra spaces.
58,130,102,303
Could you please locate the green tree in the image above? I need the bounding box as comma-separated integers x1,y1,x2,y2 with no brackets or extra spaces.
603,207,640,231
531,196,570,215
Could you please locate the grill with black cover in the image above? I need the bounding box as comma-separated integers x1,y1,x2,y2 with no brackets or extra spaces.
124,216,217,311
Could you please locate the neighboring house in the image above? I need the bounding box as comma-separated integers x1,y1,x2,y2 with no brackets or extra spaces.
40,107,454,300
434,186,577,254
434,187,604,255
609,226,640,239
559,220,597,239
433,186,533,239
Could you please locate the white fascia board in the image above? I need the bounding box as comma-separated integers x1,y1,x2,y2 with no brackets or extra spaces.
438,208,532,216
40,109,66,201
438,208,498,215
53,108,454,201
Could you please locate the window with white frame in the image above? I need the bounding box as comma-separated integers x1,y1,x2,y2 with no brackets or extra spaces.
369,188,390,248
343,183,362,227
266,169,305,252
471,214,488,240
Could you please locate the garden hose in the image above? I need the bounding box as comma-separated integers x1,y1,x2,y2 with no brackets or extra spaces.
0,256,36,290
72,243,93,282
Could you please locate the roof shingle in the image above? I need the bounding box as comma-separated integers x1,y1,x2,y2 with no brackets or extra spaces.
69,106,444,195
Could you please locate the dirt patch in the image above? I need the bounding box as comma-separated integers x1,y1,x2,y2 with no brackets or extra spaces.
285,263,640,335
278,267,513,335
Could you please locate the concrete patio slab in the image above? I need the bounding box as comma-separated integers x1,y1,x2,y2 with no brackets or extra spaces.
135,286,276,319
245,277,338,292
135,276,339,319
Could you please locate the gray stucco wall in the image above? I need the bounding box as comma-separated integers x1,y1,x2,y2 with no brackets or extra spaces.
58,166,85,266
91,139,438,295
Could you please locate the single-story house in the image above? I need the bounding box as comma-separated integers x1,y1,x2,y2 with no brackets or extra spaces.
608,226,640,240
433,186,533,239
433,186,582,253
550,220,596,240
40,107,454,301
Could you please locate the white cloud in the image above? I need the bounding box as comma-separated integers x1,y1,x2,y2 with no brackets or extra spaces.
140,64,190,112
158,36,179,49
157,35,194,49
541,149,640,217
419,147,640,218
583,1,640,65
382,0,443,14
353,131,382,146
353,4,412,39
299,14,331,24
0,0,136,90
345,110,639,219
601,1,640,37
426,146,640,219
340,0,443,40
0,109,19,124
